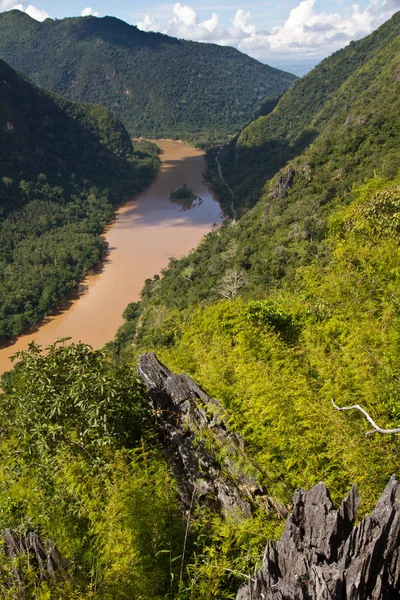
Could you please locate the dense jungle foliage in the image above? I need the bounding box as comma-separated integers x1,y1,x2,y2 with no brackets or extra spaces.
0,341,186,599
0,340,281,599
3,10,400,600
0,10,296,140
106,177,400,600
0,58,159,342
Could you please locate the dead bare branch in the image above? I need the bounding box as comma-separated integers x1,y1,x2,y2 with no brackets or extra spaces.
331,400,400,436
214,267,246,299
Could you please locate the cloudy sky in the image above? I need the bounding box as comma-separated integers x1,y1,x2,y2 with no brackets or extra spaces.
1,0,399,74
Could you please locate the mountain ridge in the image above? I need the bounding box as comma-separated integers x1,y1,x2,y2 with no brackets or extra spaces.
0,10,296,140
210,9,400,215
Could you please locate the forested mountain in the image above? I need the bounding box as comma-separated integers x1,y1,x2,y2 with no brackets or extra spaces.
3,9,400,600
99,9,400,594
0,57,158,341
0,10,296,140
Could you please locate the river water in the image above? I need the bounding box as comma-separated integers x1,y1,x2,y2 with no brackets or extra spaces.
0,140,222,375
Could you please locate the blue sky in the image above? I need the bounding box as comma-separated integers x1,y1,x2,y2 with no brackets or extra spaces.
2,1,383,23
1,0,399,74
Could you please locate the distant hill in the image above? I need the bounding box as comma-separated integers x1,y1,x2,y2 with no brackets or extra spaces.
0,10,296,139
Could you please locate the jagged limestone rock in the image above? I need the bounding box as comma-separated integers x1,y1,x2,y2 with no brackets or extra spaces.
236,476,400,599
2,529,67,583
137,352,264,516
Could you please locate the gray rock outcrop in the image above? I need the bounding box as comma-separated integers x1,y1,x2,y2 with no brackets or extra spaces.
236,475,400,599
273,168,295,199
2,529,67,583
137,352,266,516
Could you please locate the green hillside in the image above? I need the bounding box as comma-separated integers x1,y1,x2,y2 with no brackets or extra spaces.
101,12,400,592
210,9,400,214
120,176,400,596
110,10,400,501
0,10,296,139
0,58,158,342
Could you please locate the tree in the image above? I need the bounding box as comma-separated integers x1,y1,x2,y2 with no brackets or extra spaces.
215,267,246,299
2,340,150,462
180,265,195,282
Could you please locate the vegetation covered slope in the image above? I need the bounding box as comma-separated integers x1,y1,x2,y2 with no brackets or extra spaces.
124,177,400,596
109,8,400,521
0,10,296,139
0,342,187,599
0,57,140,205
3,176,400,599
0,58,159,342
209,9,400,214
104,17,400,582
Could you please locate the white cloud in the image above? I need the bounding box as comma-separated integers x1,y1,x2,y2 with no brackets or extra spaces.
232,9,256,35
202,12,219,33
0,0,17,9
12,3,50,21
171,3,197,27
138,2,226,41
81,7,99,17
136,0,400,62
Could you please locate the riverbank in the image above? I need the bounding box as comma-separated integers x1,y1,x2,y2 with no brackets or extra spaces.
0,140,222,376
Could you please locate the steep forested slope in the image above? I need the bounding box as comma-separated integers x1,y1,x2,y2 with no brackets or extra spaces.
0,58,146,206
210,9,400,214
97,14,400,594
109,11,400,505
129,178,400,595
0,58,158,341
0,10,296,139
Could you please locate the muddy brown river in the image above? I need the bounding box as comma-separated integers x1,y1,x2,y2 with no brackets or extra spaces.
0,140,222,375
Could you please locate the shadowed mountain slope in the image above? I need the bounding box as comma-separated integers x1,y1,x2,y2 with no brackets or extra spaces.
0,57,158,341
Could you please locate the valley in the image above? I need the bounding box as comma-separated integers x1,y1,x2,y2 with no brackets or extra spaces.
0,140,222,375
1,6,400,599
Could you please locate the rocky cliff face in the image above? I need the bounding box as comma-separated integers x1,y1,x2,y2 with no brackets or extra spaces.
273,167,295,199
137,352,268,516
236,475,400,599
